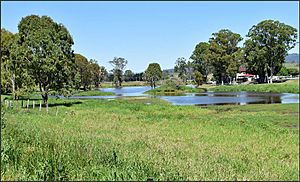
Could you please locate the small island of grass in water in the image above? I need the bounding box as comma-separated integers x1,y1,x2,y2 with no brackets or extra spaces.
144,79,206,95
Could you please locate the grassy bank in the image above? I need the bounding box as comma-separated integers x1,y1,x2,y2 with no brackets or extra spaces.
101,81,149,88
1,97,299,180
72,90,115,96
210,80,299,94
145,86,206,95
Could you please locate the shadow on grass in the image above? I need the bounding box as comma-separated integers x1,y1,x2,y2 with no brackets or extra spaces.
48,101,83,107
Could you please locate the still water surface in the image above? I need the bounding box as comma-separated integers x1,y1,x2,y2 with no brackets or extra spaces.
69,86,299,106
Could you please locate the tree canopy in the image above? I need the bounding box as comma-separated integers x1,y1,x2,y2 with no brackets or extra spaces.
244,20,298,83
209,29,243,84
109,57,128,87
17,15,76,106
144,63,162,88
174,57,187,83
190,42,211,82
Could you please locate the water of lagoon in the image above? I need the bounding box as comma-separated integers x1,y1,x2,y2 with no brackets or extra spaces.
69,86,299,106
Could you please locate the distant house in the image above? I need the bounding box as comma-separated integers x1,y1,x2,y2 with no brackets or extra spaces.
236,67,256,83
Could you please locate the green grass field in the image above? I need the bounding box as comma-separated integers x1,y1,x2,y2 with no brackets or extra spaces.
210,80,299,94
284,63,299,70
1,97,299,180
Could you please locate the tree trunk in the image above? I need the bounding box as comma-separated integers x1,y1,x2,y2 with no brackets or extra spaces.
11,73,15,100
270,66,274,84
42,92,48,113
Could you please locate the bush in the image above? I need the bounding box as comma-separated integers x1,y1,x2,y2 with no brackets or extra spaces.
277,66,289,76
287,68,299,76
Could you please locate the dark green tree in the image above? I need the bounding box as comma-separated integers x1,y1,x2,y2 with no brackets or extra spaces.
1,28,34,99
209,29,243,84
75,53,92,90
18,15,75,108
144,63,162,88
190,42,211,82
244,20,297,83
277,66,289,76
89,59,101,88
1,28,15,95
174,57,187,83
124,70,134,82
109,57,127,87
99,66,108,84
194,70,203,86
287,68,299,76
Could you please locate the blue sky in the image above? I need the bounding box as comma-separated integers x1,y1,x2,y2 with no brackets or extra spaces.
1,1,299,72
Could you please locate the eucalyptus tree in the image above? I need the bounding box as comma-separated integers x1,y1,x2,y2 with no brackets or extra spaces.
174,57,187,83
109,57,127,87
75,53,92,90
1,28,34,99
99,66,108,84
124,70,134,81
89,59,101,88
17,15,76,108
190,42,211,82
244,20,297,83
209,29,243,84
144,63,162,88
1,28,15,94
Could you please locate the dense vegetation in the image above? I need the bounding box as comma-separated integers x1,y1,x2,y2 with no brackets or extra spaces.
1,97,299,180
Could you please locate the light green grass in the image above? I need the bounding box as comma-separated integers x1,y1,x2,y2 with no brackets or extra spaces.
284,63,299,70
1,97,299,181
72,90,115,96
210,80,299,94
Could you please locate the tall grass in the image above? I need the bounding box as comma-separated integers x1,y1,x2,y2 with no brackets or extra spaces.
1,98,299,180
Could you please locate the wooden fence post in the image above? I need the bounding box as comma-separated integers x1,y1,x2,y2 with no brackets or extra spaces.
33,101,35,109
39,101,42,112
27,99,29,109
16,100,18,109
56,107,58,116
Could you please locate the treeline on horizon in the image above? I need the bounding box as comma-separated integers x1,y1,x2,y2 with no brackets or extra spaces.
1,14,298,107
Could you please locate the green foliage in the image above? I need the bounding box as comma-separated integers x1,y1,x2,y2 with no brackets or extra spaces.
174,57,187,83
1,29,34,99
190,42,211,82
145,78,204,95
194,70,203,86
1,98,299,180
144,63,162,88
109,57,128,87
277,66,289,76
1,29,15,94
124,70,134,82
287,68,299,76
244,20,298,83
75,53,92,90
17,15,76,104
209,29,243,84
89,59,103,88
